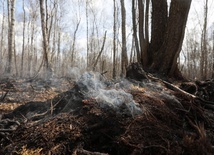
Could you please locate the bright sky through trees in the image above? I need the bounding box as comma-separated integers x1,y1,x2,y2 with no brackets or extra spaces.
0,0,213,61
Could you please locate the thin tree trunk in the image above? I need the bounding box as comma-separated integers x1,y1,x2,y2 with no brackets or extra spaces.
0,0,5,73
120,0,128,76
132,0,140,63
13,41,18,76
6,0,16,74
57,30,61,69
138,0,145,64
145,0,149,56
40,0,49,71
47,2,56,44
86,0,89,67
30,17,35,75
212,32,214,78
202,0,208,79
112,0,117,79
27,20,31,76
130,36,135,63
51,16,56,63
93,31,107,71
71,19,81,63
21,0,25,77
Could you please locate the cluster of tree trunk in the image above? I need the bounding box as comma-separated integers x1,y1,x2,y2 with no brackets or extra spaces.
134,0,192,79
3,0,214,81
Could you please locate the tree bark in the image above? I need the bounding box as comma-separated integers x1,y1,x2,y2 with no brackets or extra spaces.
132,0,140,63
150,0,192,79
71,19,81,63
149,0,167,67
21,0,25,77
93,31,107,71
39,0,49,71
112,0,117,79
120,0,128,77
138,0,145,65
6,0,16,74
145,0,149,59
200,0,208,80
0,0,5,73
86,0,89,67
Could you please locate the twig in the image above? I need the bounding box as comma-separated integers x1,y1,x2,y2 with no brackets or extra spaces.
101,71,108,76
73,148,109,155
31,97,63,120
0,129,16,132
186,116,206,141
124,116,140,135
0,91,9,101
143,145,168,153
50,99,53,116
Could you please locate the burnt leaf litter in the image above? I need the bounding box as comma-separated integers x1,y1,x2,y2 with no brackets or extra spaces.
1,64,214,154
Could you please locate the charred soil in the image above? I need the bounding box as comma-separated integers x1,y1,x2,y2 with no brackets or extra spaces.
0,73,214,155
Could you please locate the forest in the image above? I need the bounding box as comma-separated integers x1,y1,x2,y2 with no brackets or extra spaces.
0,0,214,154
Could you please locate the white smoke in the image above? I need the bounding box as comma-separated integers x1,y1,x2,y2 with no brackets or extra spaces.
68,67,81,81
77,72,142,117
142,81,183,108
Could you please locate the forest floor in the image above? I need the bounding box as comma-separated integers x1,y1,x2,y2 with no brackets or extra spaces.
0,72,214,155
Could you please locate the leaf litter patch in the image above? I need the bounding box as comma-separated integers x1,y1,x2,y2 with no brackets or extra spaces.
0,72,214,154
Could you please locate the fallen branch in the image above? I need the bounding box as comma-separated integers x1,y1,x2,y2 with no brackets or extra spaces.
0,91,9,101
147,74,214,110
73,148,109,155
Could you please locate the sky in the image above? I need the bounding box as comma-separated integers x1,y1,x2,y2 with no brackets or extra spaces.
0,0,213,57
187,0,214,29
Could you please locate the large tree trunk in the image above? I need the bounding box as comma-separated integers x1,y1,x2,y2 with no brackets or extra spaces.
149,0,192,79
149,0,167,67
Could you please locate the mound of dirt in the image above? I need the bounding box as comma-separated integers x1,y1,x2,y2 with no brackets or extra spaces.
1,71,214,155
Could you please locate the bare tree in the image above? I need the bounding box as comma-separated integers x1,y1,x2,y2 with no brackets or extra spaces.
6,0,16,74
39,0,50,73
93,31,107,71
138,0,149,67
86,0,89,67
132,0,140,63
149,0,168,67
138,0,192,79
112,0,117,79
71,19,81,63
21,0,26,77
0,0,5,73
120,0,128,76
200,0,208,79
212,31,214,78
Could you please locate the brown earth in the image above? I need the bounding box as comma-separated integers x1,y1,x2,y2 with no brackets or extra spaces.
0,73,214,155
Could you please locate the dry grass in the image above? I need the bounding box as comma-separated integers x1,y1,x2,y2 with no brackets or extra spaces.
16,146,43,155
